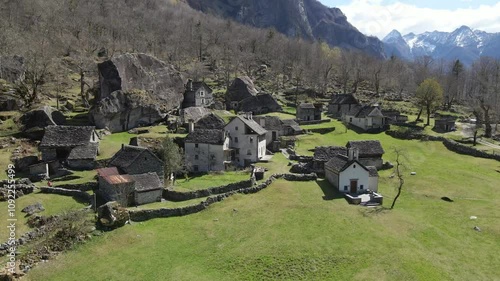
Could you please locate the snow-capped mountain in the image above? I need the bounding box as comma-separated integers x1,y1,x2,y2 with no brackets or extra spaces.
383,26,500,65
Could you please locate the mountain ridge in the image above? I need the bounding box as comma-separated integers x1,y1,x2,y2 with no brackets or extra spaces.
185,0,386,58
383,26,500,64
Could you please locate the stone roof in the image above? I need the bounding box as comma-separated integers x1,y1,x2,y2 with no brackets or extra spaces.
330,94,358,105
130,172,162,191
346,140,384,157
252,116,283,131
40,126,96,147
195,113,226,130
282,119,302,132
185,129,226,145
67,143,99,160
186,81,212,94
108,145,159,169
234,116,267,135
325,155,376,177
346,105,384,118
314,146,347,162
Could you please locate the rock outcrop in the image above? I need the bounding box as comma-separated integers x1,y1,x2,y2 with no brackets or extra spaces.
225,76,258,109
91,53,185,132
0,55,25,83
186,0,386,58
195,113,226,130
181,106,211,124
89,90,165,132
19,106,66,130
238,93,282,114
97,201,129,228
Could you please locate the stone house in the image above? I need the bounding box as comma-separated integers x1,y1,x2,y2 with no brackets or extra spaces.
297,103,322,121
282,119,303,135
313,146,347,174
108,145,165,185
184,129,231,172
434,116,457,132
343,105,386,131
325,149,379,194
225,113,267,167
346,140,385,169
39,126,100,170
382,110,409,125
182,80,214,108
96,167,162,206
327,94,359,118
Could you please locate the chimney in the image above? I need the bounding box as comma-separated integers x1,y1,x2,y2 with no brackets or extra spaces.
354,148,359,160
259,118,265,127
245,112,253,120
188,119,194,133
186,79,193,91
348,148,354,161
121,143,124,150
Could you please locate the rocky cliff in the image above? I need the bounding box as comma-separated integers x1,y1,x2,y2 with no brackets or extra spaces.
186,0,385,58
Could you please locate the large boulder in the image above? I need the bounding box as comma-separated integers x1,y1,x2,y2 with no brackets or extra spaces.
97,53,185,106
181,107,211,124
238,93,282,114
89,90,165,133
21,202,45,216
97,201,129,229
225,76,258,109
92,53,185,132
0,92,23,111
19,106,66,130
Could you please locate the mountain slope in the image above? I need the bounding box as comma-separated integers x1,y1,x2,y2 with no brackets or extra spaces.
383,26,500,64
186,0,386,58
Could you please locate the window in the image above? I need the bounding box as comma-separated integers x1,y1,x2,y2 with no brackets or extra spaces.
353,165,356,168
193,165,199,172
344,186,348,191
349,117,353,122
195,155,199,160
201,98,205,104
200,91,205,97
250,137,254,143
247,149,252,155
235,126,239,131
195,143,199,148
360,185,364,189
235,137,239,143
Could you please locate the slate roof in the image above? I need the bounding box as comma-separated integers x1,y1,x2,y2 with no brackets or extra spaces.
195,113,226,130
40,126,96,147
67,143,99,160
314,146,347,162
346,140,385,157
108,145,161,169
185,129,226,145
346,105,384,118
188,82,212,93
330,94,358,105
325,155,377,177
234,116,267,135
130,173,162,191
252,116,283,131
282,119,302,133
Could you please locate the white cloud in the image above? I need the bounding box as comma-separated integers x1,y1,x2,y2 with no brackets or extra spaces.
337,0,500,39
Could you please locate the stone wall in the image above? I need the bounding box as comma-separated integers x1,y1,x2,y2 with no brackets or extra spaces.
298,119,331,125
40,187,93,203
164,179,253,201
443,139,500,161
130,173,317,222
55,182,97,192
0,178,35,201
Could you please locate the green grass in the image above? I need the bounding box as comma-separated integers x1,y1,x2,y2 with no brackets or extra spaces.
0,192,88,241
20,120,500,281
258,111,296,120
173,171,252,192
97,132,137,160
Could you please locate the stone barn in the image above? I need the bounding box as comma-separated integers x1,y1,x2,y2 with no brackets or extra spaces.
434,116,456,132
39,126,100,170
108,145,165,185
297,103,322,122
328,94,359,118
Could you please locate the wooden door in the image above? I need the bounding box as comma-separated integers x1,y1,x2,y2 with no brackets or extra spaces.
350,180,358,193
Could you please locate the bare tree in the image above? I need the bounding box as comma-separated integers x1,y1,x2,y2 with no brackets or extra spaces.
390,148,408,209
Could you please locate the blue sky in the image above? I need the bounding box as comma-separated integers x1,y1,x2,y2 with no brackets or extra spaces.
318,0,500,38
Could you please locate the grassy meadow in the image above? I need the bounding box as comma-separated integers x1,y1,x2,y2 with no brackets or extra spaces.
23,119,500,281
